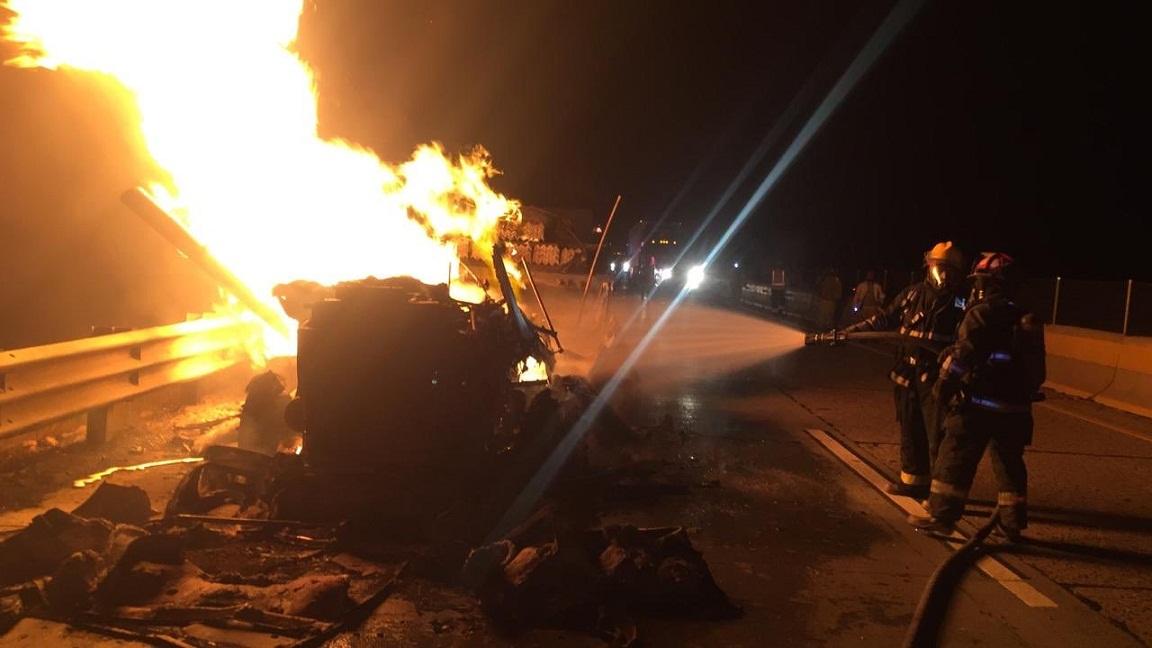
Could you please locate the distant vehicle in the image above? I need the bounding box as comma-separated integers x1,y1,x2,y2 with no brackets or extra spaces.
618,220,708,294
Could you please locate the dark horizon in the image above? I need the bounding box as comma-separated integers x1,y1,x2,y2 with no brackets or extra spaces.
294,0,1139,281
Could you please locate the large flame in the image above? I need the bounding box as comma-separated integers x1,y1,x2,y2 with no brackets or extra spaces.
2,1,519,353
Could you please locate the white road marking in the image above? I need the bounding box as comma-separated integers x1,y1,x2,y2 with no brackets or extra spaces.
806,428,1058,608
999,579,1064,609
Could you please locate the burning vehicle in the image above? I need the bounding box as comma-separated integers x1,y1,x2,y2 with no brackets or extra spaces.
165,241,568,535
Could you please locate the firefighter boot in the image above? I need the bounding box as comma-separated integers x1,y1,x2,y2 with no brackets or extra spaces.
907,513,956,538
885,482,929,500
991,523,1024,543
908,487,962,538
992,493,1028,542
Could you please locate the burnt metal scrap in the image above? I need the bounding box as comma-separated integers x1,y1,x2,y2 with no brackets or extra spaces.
0,509,113,591
71,482,155,527
0,435,733,647
462,511,741,644
0,486,404,645
2,246,739,644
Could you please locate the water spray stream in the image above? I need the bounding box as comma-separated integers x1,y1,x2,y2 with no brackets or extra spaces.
616,303,806,390
489,0,929,539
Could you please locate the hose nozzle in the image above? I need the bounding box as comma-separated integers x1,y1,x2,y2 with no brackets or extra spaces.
804,329,847,346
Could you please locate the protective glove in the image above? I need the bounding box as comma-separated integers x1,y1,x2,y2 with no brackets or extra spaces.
932,377,960,406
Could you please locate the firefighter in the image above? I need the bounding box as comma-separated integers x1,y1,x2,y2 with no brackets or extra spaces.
839,242,966,499
909,252,1045,539
814,268,843,328
850,270,886,323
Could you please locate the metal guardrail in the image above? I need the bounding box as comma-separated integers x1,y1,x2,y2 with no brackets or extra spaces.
0,317,258,442
1021,278,1152,336
739,284,813,323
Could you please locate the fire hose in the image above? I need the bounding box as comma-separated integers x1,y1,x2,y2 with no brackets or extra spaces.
804,329,945,350
804,330,1048,404
902,508,1002,648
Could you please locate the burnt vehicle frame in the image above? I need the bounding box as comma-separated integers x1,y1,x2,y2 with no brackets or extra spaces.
165,241,569,534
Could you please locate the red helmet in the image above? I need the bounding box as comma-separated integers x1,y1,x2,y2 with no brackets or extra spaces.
968,252,1017,302
970,252,1015,279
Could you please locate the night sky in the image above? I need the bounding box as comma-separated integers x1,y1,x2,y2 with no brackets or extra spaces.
296,0,1140,279
0,1,1142,345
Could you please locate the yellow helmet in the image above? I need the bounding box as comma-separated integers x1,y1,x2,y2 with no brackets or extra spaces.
923,241,964,270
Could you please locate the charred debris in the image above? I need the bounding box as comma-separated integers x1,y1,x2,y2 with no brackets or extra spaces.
0,256,740,645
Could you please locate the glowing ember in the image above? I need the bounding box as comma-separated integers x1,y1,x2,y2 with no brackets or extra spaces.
1,1,519,355
73,457,205,488
516,356,549,383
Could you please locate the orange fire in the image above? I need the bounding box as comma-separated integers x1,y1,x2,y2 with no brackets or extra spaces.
2,1,519,355
515,356,549,383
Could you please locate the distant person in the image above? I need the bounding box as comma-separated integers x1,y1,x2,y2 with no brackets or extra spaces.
838,242,965,498
814,268,843,328
769,268,787,310
849,271,886,323
910,252,1045,540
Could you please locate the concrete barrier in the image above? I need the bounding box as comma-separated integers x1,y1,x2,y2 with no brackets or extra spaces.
736,287,1152,420
1044,325,1152,419
740,284,815,324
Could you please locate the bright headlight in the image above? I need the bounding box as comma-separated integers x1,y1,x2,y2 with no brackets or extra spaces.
686,264,706,290
658,267,674,282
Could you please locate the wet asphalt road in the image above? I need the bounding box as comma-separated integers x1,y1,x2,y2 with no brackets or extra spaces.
577,292,1151,647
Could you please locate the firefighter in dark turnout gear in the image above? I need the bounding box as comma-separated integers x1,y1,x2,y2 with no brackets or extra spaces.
841,242,965,499
910,252,1046,539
